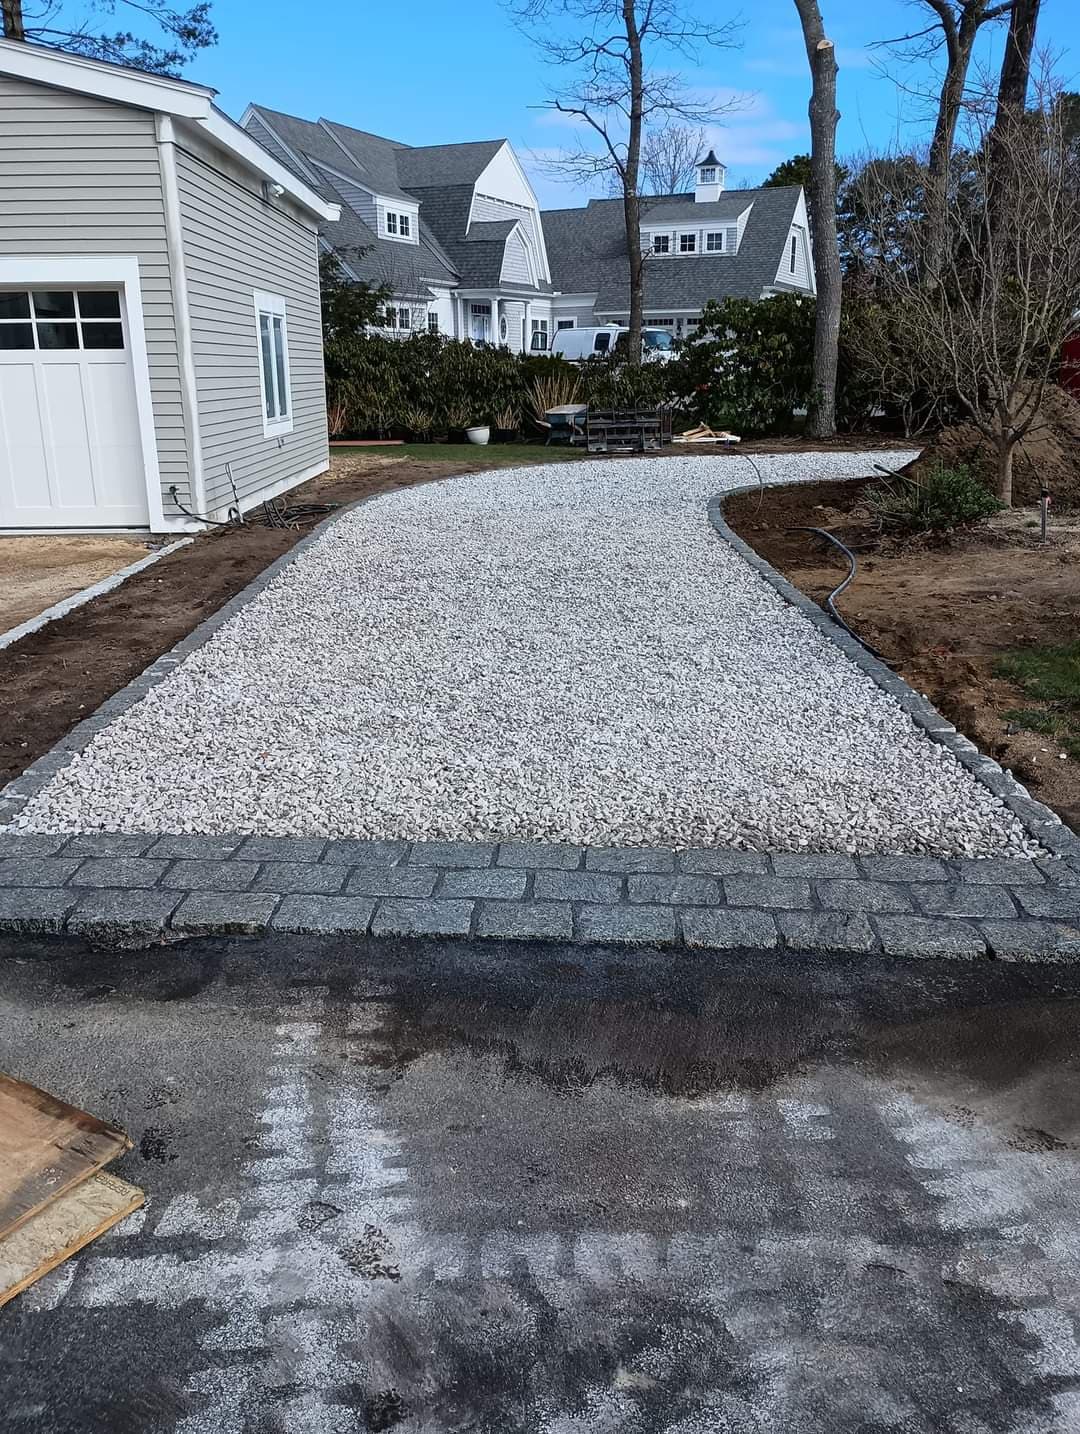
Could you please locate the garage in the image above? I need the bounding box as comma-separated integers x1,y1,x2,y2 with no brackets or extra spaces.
0,285,149,530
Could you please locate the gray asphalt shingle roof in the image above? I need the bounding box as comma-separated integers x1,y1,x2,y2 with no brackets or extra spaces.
543,186,804,310
395,140,504,188
244,109,549,299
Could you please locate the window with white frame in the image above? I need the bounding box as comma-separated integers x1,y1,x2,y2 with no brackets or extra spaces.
790,233,798,274
652,234,670,255
427,310,439,333
556,318,575,330
398,306,411,330
705,231,724,253
254,291,291,435
384,209,414,239
530,317,549,352
700,166,717,183
679,232,697,253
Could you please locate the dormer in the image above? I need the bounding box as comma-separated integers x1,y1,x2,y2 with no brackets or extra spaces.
695,149,726,203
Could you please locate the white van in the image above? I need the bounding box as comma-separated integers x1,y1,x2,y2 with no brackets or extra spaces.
549,325,675,363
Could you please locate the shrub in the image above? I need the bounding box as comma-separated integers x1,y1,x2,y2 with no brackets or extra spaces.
669,294,815,434
864,463,1002,533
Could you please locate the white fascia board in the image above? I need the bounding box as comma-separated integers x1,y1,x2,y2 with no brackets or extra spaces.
0,35,212,115
0,40,338,223
196,109,340,222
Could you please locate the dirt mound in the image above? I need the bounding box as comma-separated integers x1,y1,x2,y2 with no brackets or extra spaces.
910,385,1080,509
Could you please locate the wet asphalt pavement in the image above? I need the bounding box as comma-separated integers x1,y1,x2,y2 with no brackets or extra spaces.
1,931,1079,1434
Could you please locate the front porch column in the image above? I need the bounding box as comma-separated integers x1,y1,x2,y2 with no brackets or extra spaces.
491,297,500,346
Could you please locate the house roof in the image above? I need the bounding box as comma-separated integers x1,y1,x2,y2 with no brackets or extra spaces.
543,186,804,310
0,39,337,223
395,140,504,189
244,106,459,291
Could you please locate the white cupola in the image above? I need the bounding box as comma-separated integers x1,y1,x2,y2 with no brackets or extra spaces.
694,149,726,203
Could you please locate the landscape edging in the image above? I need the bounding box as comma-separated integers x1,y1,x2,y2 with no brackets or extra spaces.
0,463,1075,961
708,483,1080,869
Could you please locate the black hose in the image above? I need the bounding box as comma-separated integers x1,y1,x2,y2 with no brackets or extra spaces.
787,525,887,661
168,485,241,527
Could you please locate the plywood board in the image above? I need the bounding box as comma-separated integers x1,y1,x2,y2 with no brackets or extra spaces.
0,1171,144,1307
0,1073,132,1241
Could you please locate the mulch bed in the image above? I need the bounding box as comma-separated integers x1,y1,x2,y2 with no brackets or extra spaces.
725,479,1080,833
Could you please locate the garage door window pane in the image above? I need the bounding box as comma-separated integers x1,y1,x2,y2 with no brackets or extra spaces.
81,322,124,349
77,290,121,319
0,292,30,320
32,290,76,318
0,323,33,349
37,322,79,349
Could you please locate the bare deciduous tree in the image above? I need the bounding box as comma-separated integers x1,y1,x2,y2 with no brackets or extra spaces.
854,88,1080,505
793,0,842,436
640,123,709,194
876,2,1010,280
509,0,739,363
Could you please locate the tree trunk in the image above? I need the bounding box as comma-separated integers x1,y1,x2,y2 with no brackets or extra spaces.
987,0,1042,231
622,0,645,366
997,438,1014,506
794,0,841,436
995,0,1041,120
1,0,25,40
924,26,974,282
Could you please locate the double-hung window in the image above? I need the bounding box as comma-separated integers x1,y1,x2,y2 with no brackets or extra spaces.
705,231,724,253
386,211,399,236
652,234,670,255
254,291,291,436
530,317,549,352
679,232,697,253
399,213,411,238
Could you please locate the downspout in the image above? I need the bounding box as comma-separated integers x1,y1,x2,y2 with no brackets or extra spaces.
155,113,208,520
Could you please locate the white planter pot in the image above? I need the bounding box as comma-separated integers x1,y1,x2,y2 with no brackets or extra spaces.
465,426,490,446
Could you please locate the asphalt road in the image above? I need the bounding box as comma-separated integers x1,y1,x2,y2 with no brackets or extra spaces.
1,931,1078,1434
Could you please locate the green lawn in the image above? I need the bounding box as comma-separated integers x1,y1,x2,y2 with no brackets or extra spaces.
998,641,1080,759
330,442,587,466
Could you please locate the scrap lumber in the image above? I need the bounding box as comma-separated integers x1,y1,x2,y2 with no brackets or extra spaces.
0,1073,132,1241
674,423,741,444
0,1171,144,1307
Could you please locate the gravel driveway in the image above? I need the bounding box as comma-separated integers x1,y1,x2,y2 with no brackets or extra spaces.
10,453,1040,856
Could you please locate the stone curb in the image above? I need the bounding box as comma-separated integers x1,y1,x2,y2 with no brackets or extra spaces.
708,483,1080,870
0,471,1077,961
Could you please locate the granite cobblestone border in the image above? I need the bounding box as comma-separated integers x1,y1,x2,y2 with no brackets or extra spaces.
0,478,1078,960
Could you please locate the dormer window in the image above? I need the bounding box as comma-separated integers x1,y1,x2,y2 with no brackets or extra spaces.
705,231,724,252
679,232,697,253
384,209,413,239
652,234,670,254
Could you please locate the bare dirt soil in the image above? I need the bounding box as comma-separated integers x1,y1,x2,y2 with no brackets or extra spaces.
0,536,156,633
725,479,1080,833
909,384,1080,509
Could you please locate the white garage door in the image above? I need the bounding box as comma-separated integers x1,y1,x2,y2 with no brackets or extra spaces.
0,287,149,529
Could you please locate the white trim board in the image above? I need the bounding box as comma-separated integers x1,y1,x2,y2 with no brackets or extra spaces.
0,538,193,652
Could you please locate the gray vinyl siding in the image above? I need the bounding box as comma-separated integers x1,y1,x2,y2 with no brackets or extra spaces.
774,224,811,292
500,231,531,285
310,163,378,230
501,299,525,352
175,146,328,516
0,74,191,505
472,193,542,266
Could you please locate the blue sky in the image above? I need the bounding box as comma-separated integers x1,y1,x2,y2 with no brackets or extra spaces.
190,0,1080,206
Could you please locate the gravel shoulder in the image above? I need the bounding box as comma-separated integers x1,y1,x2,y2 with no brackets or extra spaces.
6,452,1043,856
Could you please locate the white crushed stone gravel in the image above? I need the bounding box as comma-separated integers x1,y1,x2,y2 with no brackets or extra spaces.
10,453,1043,855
